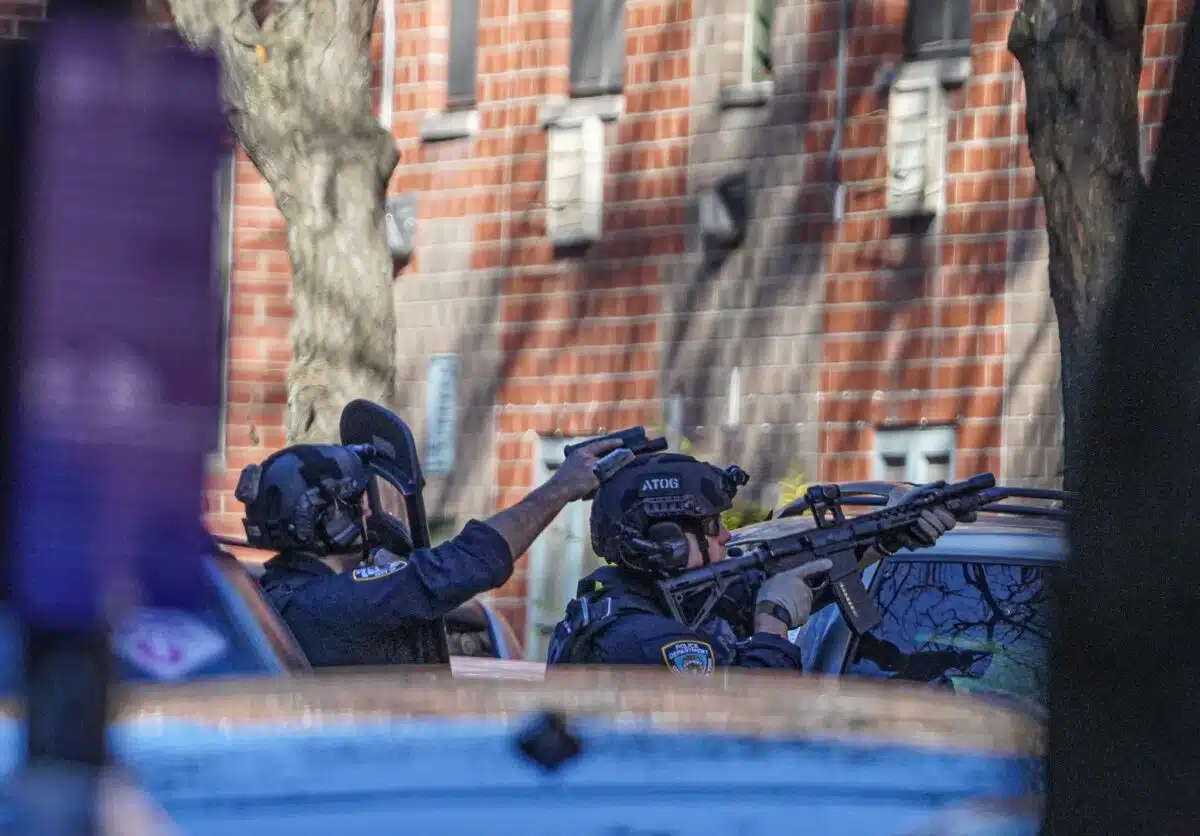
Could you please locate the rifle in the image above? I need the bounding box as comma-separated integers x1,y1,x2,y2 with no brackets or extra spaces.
657,473,999,637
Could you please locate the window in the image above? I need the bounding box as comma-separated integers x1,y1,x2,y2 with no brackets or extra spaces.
447,0,478,110
570,0,626,97
546,114,606,246
873,425,956,483
886,67,948,217
524,438,607,660
844,559,1056,710
210,149,235,464
903,0,971,61
747,0,775,83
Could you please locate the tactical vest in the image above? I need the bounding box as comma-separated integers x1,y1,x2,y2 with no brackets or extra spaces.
260,575,299,617
257,555,440,667
545,570,662,665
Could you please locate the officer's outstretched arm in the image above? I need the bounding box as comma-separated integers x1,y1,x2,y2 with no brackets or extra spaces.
290,520,515,629
482,438,622,558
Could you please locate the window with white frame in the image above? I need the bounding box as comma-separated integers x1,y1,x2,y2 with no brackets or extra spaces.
570,0,626,97
873,425,957,484
887,64,949,217
524,437,607,660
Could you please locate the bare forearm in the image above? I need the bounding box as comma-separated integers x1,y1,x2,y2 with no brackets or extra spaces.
483,480,574,560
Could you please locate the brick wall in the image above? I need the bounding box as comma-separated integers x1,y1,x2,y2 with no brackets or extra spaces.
205,152,292,538
7,0,1190,640
384,0,690,638
682,0,1188,493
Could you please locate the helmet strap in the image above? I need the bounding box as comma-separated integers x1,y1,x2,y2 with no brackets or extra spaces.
681,519,711,567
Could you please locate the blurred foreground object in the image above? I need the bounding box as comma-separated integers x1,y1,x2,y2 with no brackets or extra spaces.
3,6,225,835
0,668,1043,834
1050,3,1200,834
15,766,182,836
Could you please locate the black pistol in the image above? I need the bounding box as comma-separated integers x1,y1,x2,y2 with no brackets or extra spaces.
564,426,669,499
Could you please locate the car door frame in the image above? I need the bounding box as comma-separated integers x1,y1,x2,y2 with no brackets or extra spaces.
208,553,312,674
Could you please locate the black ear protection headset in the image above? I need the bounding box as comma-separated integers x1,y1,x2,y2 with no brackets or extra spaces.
628,520,693,572
593,454,749,577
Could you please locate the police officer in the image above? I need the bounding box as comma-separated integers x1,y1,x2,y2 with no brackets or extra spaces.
242,438,620,667
546,452,967,673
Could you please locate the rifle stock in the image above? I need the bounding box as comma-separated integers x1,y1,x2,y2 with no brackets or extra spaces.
657,473,999,636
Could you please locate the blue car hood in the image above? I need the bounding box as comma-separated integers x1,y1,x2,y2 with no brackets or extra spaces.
0,711,1042,836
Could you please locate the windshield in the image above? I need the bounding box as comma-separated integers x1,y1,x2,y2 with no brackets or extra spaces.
844,560,1055,710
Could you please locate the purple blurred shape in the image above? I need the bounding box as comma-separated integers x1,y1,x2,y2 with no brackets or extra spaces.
8,16,227,629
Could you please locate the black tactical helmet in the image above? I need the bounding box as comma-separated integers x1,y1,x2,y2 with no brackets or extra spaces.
235,444,372,555
590,452,749,577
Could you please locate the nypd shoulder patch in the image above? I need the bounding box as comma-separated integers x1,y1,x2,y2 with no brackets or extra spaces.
661,639,715,674
351,560,407,582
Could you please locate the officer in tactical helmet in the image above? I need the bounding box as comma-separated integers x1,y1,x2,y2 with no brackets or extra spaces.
545,452,964,673
240,438,620,667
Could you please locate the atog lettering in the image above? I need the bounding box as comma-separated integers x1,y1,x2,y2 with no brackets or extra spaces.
641,477,681,491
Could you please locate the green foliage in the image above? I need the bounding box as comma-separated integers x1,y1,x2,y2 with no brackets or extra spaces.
720,470,809,532
777,472,810,508
720,504,773,531
644,426,809,531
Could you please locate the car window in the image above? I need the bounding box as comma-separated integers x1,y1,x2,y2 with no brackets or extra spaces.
0,559,282,698
844,560,1055,710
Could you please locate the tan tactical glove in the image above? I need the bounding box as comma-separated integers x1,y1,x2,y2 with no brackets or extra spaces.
754,558,834,631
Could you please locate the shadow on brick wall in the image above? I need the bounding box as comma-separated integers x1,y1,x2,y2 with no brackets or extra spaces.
660,6,1056,494
415,2,1063,520
419,0,697,519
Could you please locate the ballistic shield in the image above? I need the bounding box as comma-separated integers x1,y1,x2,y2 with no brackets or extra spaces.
339,398,449,664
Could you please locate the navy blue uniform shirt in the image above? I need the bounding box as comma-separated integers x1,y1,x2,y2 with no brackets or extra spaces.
259,519,513,667
547,567,805,673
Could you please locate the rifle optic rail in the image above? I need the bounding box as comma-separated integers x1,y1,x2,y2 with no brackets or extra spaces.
776,483,1072,521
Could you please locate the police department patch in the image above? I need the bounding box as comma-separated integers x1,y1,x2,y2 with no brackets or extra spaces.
351,560,407,582
661,639,715,674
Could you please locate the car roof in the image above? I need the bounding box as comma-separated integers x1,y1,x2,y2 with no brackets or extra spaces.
730,510,1068,563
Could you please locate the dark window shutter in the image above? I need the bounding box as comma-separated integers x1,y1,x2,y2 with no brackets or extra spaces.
570,0,625,96
447,0,478,110
903,0,971,60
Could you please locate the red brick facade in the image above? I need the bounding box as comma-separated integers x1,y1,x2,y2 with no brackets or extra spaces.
4,0,1189,646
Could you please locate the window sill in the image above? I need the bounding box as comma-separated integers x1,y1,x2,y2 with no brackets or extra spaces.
886,57,971,90
719,81,774,110
420,109,479,142
538,94,624,128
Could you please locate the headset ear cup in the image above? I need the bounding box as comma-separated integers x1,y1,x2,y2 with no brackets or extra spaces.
646,522,690,572
321,504,362,550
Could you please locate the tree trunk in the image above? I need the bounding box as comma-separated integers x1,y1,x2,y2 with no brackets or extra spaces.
166,0,399,444
1008,0,1147,494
